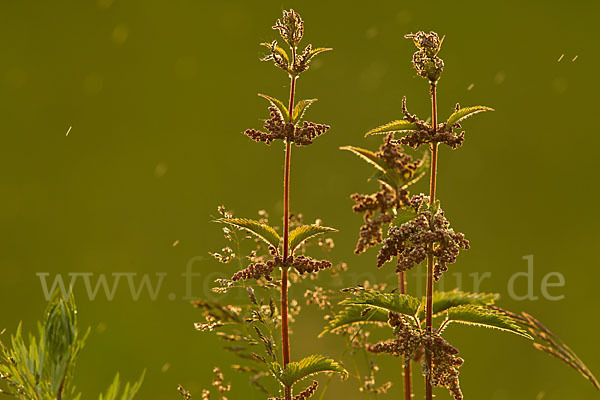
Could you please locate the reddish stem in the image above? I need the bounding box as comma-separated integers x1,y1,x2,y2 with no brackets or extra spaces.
281,69,297,400
398,271,413,400
425,83,438,400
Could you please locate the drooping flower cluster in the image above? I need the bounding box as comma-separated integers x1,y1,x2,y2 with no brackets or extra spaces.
377,194,469,280
366,312,463,400
292,255,332,274
422,334,463,400
244,106,330,146
231,252,332,282
351,136,423,254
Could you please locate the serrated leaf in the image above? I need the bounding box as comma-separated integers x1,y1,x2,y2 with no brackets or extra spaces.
446,106,493,127
258,94,290,121
403,151,429,189
365,120,419,136
292,99,318,124
288,224,337,254
340,146,387,172
274,355,347,388
305,47,332,63
260,42,290,64
417,290,499,320
320,305,389,337
433,290,499,315
445,305,532,338
340,290,421,317
216,218,280,249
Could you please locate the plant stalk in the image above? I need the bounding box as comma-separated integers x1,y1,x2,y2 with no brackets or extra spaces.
424,83,438,400
281,67,297,400
398,271,412,400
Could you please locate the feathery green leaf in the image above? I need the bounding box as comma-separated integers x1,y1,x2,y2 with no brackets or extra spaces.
493,307,600,390
99,371,145,400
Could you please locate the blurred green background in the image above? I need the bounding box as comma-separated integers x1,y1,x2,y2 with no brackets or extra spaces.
1,0,599,398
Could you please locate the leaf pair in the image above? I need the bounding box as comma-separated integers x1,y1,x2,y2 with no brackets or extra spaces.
323,289,529,338
364,105,493,137
271,354,347,389
215,217,336,255
258,94,317,125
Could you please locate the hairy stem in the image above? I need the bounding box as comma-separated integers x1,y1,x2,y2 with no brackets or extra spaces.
425,83,438,400
398,271,413,400
281,65,297,400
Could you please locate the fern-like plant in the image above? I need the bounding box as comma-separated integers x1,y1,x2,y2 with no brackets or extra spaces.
329,31,599,400
190,10,347,400
0,291,144,400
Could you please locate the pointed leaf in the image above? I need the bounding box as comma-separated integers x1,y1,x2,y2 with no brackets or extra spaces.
258,94,290,121
340,146,387,172
340,290,421,317
445,305,532,338
365,120,419,136
260,42,290,64
403,151,429,189
288,224,337,254
392,206,418,226
275,354,347,387
216,218,280,249
446,106,493,127
320,305,389,337
304,47,332,64
292,99,318,124
433,290,499,315
417,290,499,320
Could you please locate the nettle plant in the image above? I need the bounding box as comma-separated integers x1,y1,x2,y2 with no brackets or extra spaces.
0,291,144,400
325,32,599,399
189,10,347,400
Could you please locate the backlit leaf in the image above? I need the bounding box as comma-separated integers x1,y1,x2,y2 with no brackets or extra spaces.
445,106,493,127
216,218,281,249
288,224,337,254
258,94,290,121
365,120,419,136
